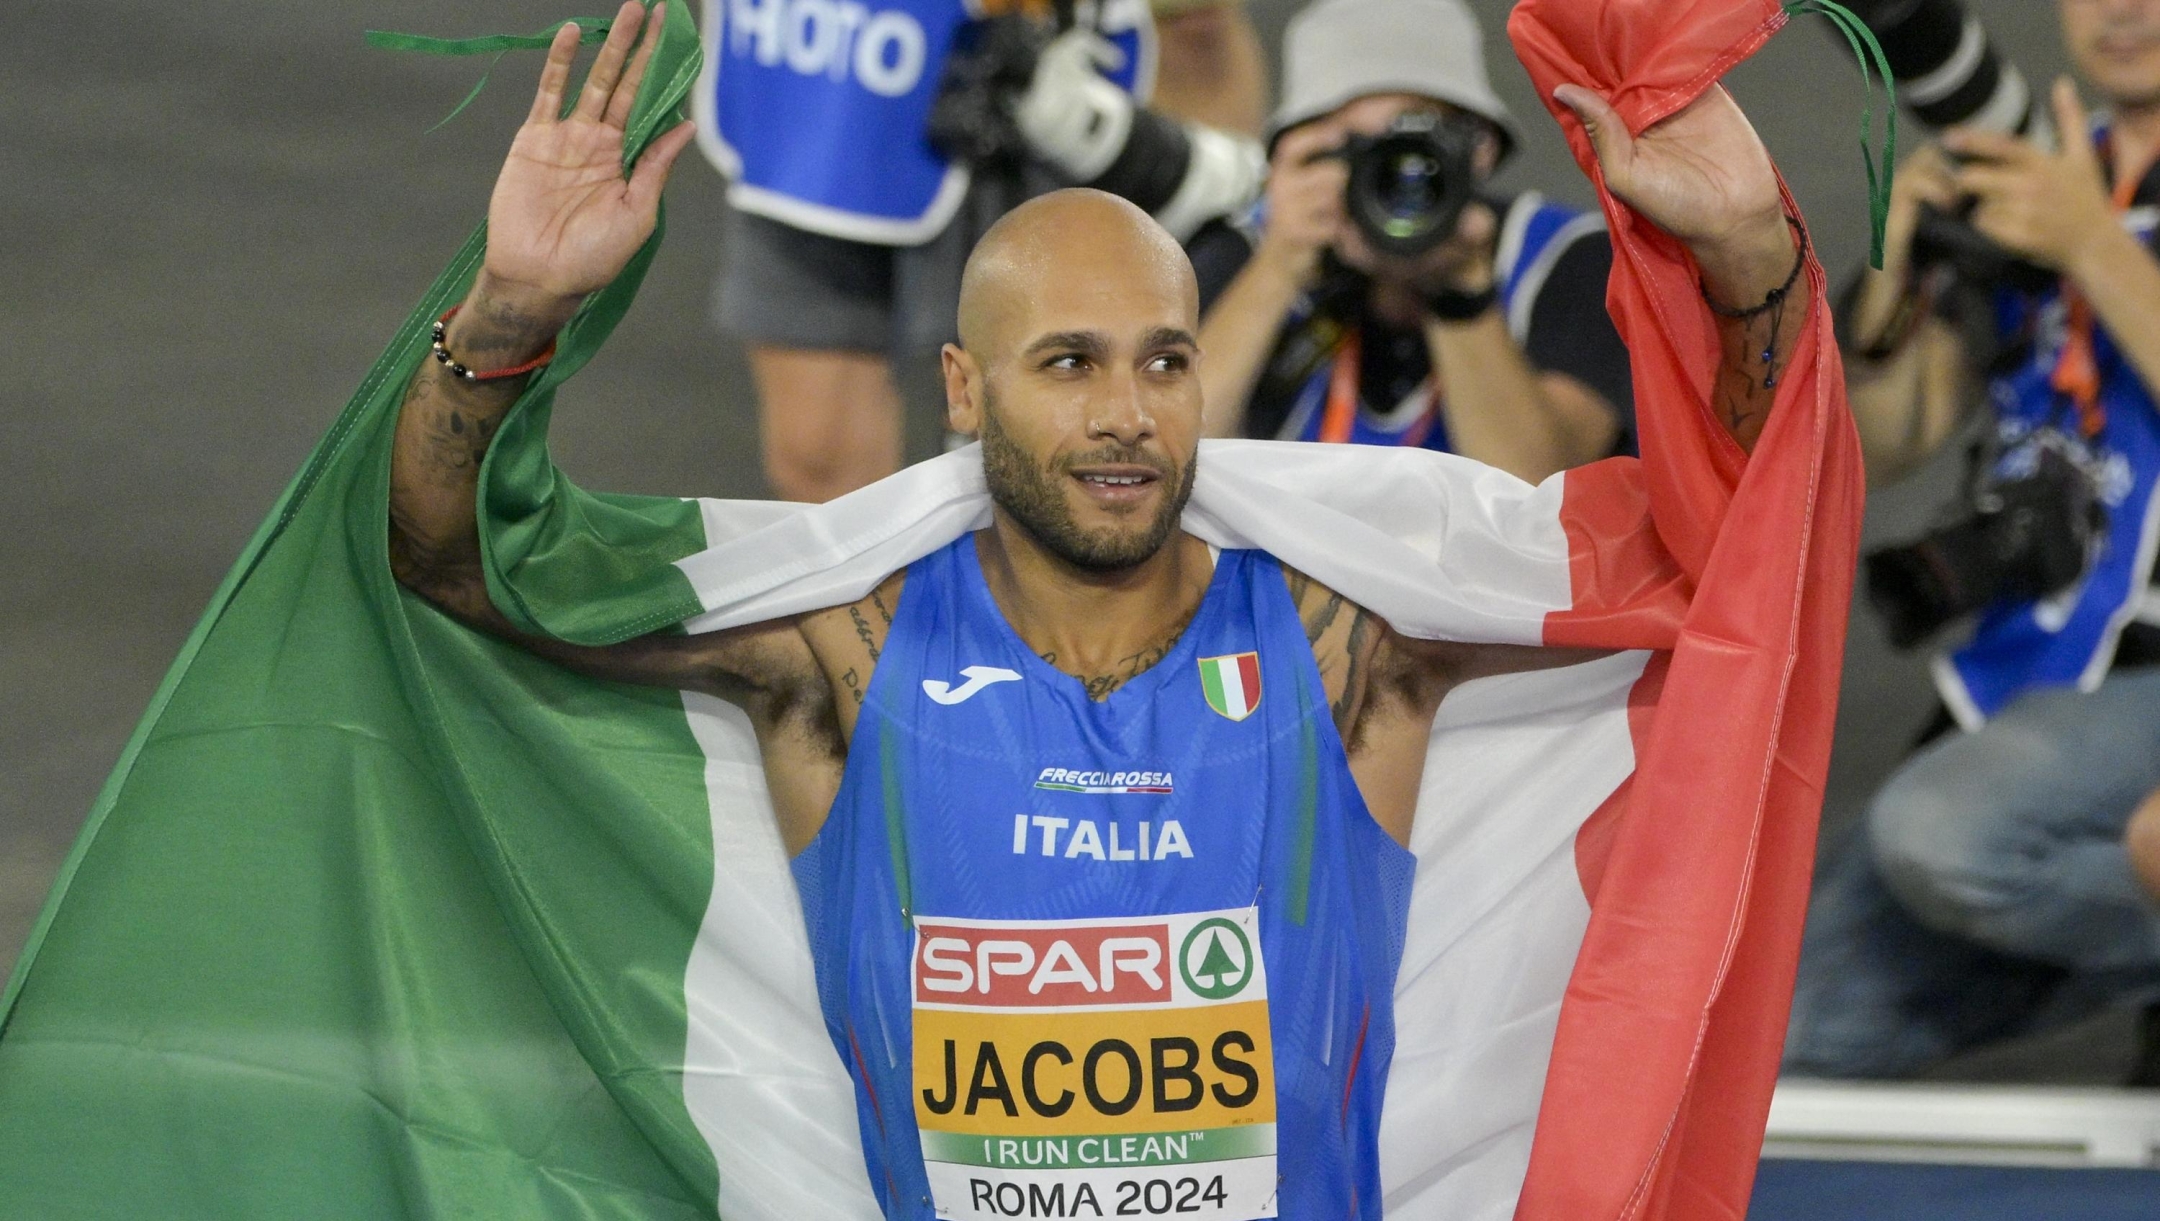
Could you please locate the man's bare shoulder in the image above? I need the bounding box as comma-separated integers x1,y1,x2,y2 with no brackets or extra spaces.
1279,564,1608,846
1277,566,1607,743
1281,566,1375,727
1281,566,1447,747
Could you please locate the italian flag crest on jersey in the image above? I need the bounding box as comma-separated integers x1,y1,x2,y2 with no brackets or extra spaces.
1197,652,1261,721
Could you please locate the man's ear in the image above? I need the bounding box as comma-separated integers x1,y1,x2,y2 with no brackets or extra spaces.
942,344,983,436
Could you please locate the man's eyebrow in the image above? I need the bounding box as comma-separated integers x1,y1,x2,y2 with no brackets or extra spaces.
1140,326,1198,351
1024,331,1110,359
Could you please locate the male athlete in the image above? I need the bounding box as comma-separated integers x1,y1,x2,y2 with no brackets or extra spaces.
387,5,1809,1216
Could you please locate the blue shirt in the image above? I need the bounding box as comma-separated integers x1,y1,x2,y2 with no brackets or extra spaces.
792,536,1415,1219
1938,136,2160,725
1187,193,1633,453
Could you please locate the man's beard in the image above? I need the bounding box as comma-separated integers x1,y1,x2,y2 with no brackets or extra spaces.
978,391,1196,572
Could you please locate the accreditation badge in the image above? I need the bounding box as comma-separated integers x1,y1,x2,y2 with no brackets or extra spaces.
911,907,1277,1219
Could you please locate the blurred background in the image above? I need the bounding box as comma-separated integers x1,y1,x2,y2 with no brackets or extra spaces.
0,0,2120,1089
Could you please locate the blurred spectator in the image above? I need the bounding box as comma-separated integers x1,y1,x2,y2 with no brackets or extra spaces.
1184,0,1633,485
1786,0,2160,1082
2132,786,2160,902
1147,0,1267,137
696,0,1263,500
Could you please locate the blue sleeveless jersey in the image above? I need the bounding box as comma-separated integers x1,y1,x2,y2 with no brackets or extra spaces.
699,0,1155,244
1939,153,2160,724
792,536,1414,1220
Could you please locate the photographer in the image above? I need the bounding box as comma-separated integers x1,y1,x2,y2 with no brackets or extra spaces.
1786,0,2160,1081
696,0,1263,501
1186,0,1632,485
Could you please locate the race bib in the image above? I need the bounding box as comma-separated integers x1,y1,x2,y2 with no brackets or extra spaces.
912,907,1277,1219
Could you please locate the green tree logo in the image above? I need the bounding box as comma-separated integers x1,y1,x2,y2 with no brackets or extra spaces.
1179,918,1254,1000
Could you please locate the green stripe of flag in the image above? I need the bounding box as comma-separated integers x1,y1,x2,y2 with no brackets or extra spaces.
0,7,729,1217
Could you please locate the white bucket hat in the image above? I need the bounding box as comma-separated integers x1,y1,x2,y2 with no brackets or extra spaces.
1269,0,1521,159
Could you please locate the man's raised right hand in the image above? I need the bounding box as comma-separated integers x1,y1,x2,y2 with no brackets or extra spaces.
476,1,695,340
389,3,692,628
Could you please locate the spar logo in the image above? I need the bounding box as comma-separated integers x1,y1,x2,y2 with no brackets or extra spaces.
1178,919,1252,1001
916,920,1170,1007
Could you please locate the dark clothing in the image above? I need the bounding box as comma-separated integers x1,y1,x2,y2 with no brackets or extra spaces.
1188,193,1634,455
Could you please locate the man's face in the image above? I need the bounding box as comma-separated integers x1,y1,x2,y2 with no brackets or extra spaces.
950,258,1203,572
2063,0,2160,111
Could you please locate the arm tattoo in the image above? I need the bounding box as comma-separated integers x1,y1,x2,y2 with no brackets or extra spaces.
1719,384,1763,435
385,512,483,617
407,383,502,478
1303,592,1344,647
1708,247,1806,450
1332,608,1374,726
840,666,864,706
388,345,524,603
870,588,895,628
846,606,882,663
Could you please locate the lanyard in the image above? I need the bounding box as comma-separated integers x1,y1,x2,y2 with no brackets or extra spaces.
1317,329,1440,446
2049,139,2158,437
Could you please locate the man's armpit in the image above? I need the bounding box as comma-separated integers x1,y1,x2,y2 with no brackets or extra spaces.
1360,630,1616,733
388,547,834,723
492,616,821,710
1393,636,1616,688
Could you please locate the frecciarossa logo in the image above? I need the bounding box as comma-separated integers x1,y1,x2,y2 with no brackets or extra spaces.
1033,767,1174,795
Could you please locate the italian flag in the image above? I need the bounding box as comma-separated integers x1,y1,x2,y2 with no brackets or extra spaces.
1198,652,1262,721
0,3,1861,1219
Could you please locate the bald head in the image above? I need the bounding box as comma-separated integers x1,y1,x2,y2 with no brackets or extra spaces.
939,189,1207,574
955,189,1200,361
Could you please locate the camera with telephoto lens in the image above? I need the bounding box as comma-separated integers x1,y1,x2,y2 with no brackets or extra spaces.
1865,440,2108,649
926,12,1059,167
1335,111,1483,259
1836,0,2056,290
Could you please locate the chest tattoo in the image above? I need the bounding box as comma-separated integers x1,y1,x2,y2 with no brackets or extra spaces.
1040,608,1199,702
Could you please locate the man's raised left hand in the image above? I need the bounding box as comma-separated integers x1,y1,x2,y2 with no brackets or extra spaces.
1553,82,1797,308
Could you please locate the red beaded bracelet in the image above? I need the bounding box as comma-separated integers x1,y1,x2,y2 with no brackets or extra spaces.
429,305,557,383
